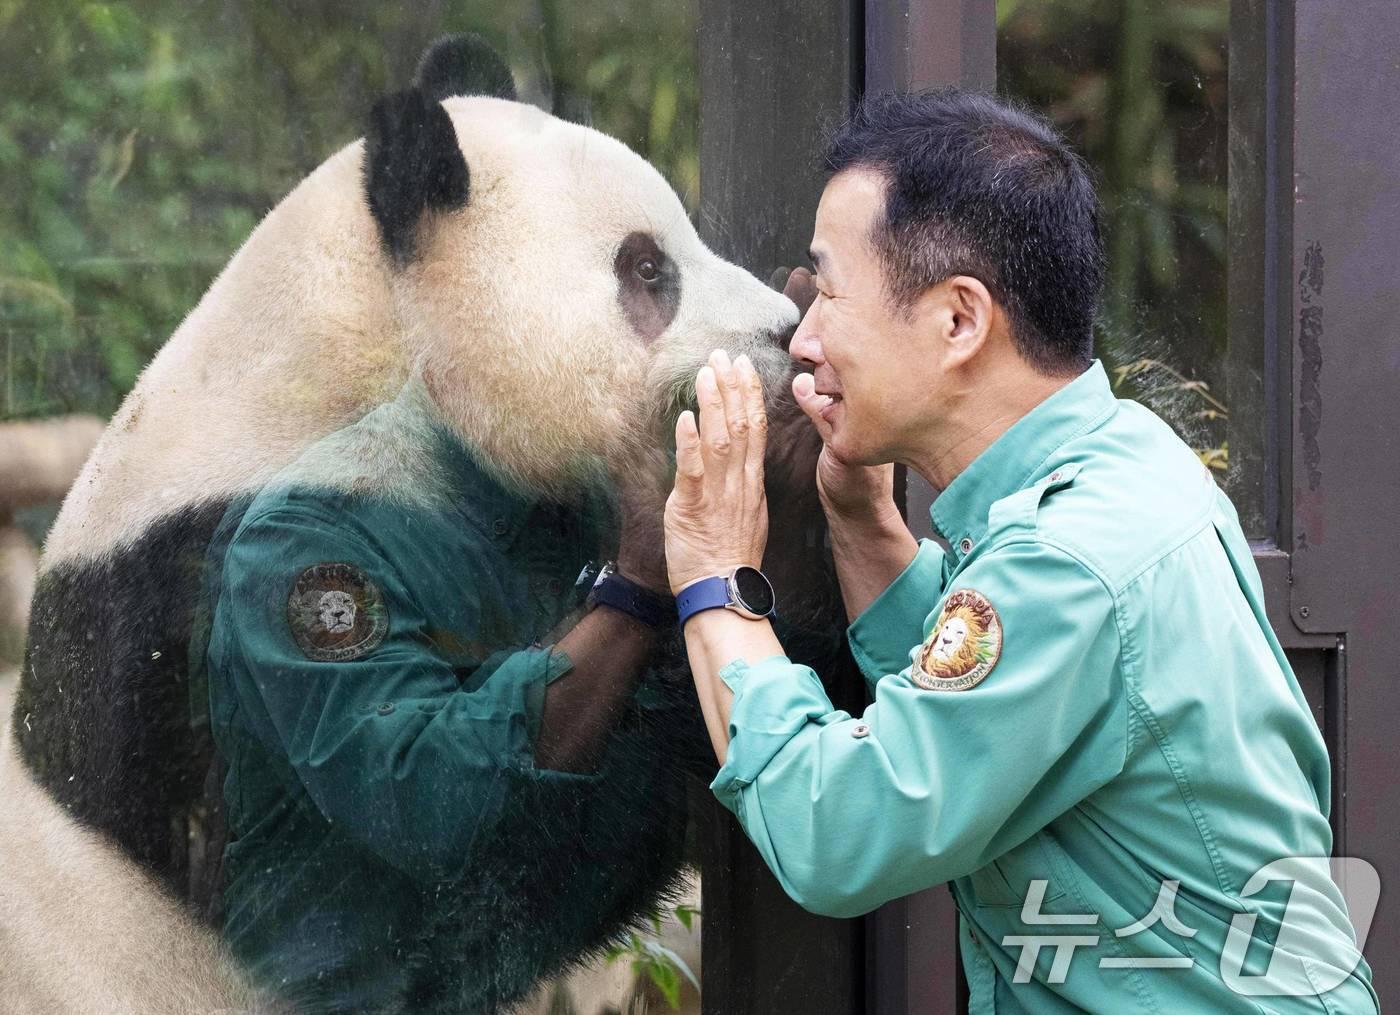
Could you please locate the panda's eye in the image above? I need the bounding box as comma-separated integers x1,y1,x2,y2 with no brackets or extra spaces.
635,259,660,283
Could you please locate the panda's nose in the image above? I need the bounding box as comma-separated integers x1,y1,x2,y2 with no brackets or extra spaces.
777,317,802,352
763,324,797,353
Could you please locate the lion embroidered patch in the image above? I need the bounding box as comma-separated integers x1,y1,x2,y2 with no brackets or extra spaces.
911,588,1003,691
287,562,389,662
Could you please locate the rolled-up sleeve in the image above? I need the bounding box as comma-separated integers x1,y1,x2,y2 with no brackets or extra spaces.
846,537,947,686
710,539,1128,918
216,506,593,884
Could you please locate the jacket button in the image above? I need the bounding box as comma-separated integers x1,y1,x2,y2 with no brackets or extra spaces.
377,702,395,716
851,723,871,739
1050,470,1063,482
492,517,509,537
958,537,974,555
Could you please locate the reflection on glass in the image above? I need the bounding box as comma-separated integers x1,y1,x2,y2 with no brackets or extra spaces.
999,0,1239,498
1,6,732,1013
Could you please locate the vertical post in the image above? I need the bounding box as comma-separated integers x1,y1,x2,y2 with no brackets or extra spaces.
865,0,995,95
1225,0,1284,542
696,3,864,1012
862,3,995,1014
1280,0,1400,995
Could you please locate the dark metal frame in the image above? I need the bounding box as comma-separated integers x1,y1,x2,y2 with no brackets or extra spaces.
1243,0,1400,996
696,5,866,1011
697,0,1399,1010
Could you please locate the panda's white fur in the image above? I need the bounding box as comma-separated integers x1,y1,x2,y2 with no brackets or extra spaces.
8,36,809,1013
45,95,794,566
0,673,268,1013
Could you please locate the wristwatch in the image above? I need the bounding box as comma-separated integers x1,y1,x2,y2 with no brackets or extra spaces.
675,565,777,626
584,561,677,629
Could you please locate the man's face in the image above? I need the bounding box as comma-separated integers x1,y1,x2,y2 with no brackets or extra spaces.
788,169,941,466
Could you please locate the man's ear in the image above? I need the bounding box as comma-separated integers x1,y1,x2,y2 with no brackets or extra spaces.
932,275,996,368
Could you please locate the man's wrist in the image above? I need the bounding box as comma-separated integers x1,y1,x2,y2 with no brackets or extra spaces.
684,609,782,670
826,501,908,547
675,565,776,625
826,505,919,624
668,560,760,599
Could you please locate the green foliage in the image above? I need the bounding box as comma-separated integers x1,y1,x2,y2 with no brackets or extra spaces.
1,1,698,421
603,903,701,1011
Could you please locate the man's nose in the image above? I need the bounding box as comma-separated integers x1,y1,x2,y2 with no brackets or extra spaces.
788,310,823,368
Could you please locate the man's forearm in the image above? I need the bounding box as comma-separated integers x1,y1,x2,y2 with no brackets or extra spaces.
827,508,919,623
536,605,660,773
683,609,784,765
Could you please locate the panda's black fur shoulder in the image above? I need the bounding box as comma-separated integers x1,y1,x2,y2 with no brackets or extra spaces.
13,500,233,909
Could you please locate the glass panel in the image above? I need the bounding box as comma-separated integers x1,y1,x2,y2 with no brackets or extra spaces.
1,5,705,1012
998,0,1264,534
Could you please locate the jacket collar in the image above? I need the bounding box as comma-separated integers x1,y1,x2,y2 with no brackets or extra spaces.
929,360,1117,550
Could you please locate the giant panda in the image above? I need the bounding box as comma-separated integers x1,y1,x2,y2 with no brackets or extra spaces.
6,33,841,1013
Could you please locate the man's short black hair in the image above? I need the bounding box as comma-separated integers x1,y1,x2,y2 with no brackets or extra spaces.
823,89,1105,376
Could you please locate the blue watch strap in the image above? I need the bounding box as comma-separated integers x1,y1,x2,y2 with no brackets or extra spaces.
676,576,732,626
588,572,676,628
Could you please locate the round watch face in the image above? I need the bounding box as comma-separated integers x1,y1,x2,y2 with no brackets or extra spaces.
730,566,775,617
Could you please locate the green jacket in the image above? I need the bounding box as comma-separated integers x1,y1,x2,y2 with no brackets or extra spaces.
202,383,691,1012
711,362,1378,1013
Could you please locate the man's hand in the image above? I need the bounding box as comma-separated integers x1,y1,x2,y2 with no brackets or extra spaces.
664,349,769,596
791,374,901,529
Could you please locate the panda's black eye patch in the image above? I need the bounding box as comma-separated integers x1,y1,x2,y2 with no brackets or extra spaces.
614,232,680,344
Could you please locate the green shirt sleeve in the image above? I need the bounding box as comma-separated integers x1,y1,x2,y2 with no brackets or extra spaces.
710,538,1128,918
215,504,590,883
846,537,947,689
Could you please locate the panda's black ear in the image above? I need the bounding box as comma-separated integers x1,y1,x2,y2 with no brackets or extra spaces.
414,33,516,103
364,87,470,264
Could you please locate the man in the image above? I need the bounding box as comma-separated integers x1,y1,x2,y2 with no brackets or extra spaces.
663,91,1378,1011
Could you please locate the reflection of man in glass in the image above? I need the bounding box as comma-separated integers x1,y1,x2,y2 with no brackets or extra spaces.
316,590,357,634
664,90,1378,1012
201,379,694,1013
